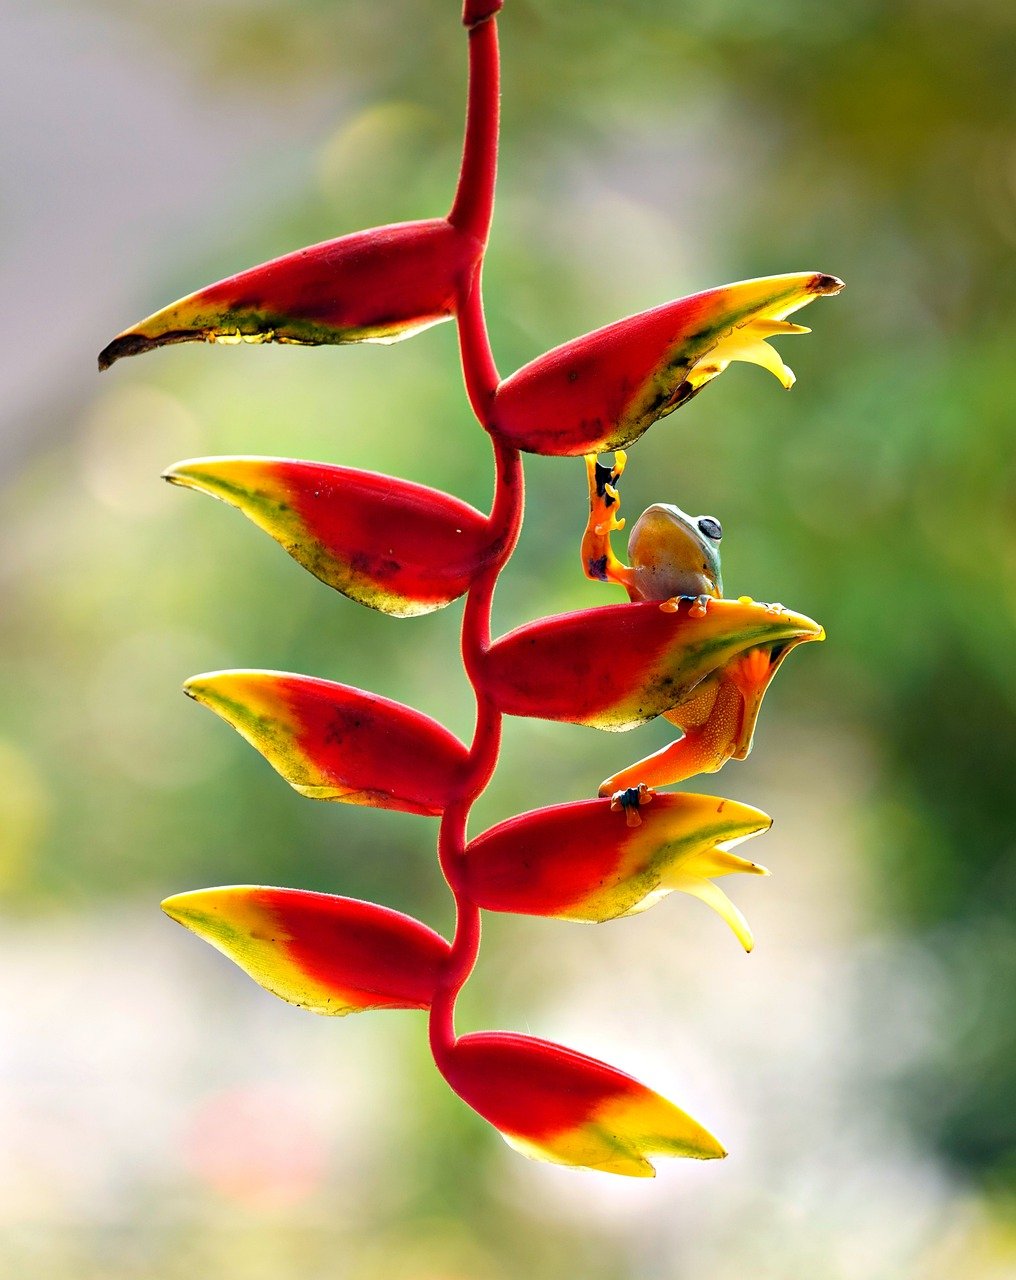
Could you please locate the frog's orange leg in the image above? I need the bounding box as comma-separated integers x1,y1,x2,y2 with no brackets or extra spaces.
598,677,736,794
597,643,790,795
581,451,637,595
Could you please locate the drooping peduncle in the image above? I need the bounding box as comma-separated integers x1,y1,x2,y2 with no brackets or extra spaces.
429,8,524,1068
448,15,500,249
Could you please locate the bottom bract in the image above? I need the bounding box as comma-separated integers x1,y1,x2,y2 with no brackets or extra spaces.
440,1031,726,1177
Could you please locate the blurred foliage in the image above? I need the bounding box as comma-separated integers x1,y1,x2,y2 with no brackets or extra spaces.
4,0,1015,1247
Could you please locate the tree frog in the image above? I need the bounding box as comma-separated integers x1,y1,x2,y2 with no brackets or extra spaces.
581,451,786,798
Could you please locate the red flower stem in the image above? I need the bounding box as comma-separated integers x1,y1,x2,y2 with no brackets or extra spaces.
429,378,523,1068
448,16,500,248
462,1,504,29
430,14,523,1069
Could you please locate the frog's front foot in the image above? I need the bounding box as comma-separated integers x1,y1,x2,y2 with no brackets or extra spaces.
582,450,632,587
658,593,712,616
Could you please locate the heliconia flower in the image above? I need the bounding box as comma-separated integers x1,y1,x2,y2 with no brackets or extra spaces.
97,218,480,370
440,1032,726,1176
462,791,770,950
488,272,844,455
162,886,450,1014
183,670,468,815
482,596,823,731
164,457,496,617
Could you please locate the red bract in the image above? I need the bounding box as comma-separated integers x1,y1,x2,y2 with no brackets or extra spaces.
183,670,468,816
440,1032,725,1176
164,457,497,617
482,596,823,729
489,273,843,456
109,2,840,1176
162,887,450,1014
463,792,770,949
97,218,479,370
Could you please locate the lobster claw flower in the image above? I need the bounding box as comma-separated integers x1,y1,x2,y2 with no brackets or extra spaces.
98,218,479,369
164,457,495,617
162,886,450,1014
489,272,843,455
184,670,467,815
441,1032,726,1176
463,791,770,949
482,596,824,731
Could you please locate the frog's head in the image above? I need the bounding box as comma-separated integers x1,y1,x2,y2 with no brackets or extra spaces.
626,503,723,602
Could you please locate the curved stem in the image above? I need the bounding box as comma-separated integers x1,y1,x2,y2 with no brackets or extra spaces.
430,16,522,1064
448,17,500,247
462,1,503,27
456,262,500,423
429,442,522,1068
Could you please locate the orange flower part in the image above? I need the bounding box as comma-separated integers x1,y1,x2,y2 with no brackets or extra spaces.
482,596,823,731
183,670,468,816
98,218,479,370
463,791,770,949
162,887,450,1014
489,272,843,455
441,1032,726,1176
164,457,496,617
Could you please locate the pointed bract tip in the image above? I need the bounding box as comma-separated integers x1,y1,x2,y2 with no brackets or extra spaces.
161,458,221,490
809,273,845,295
97,334,139,371
698,795,772,839
773,606,825,642
161,885,251,934
98,329,193,371
161,890,199,925
182,671,225,703
181,670,253,706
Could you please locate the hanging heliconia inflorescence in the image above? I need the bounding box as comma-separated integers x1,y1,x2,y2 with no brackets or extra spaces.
100,0,841,1177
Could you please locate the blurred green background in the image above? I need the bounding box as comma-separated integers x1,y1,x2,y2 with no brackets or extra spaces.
1,1,1014,1276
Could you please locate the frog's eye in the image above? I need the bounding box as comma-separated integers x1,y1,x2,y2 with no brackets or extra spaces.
698,516,722,541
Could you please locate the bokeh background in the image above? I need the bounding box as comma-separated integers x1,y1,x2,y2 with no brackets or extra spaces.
2,1,1014,1276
